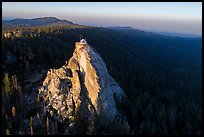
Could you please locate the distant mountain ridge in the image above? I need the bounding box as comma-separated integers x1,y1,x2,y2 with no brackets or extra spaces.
106,26,136,30
145,30,202,38
3,17,74,27
2,16,11,21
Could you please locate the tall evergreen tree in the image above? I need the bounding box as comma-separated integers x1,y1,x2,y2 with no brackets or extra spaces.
3,73,12,96
29,116,34,135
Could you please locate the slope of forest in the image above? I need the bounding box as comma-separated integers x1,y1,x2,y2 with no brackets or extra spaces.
2,21,202,135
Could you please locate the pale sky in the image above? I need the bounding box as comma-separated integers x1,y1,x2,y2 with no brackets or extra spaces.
2,2,202,35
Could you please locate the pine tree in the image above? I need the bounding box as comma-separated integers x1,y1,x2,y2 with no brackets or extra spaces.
2,106,5,134
161,120,168,135
27,46,34,60
54,121,58,135
11,75,18,91
51,123,55,135
25,60,29,72
12,106,16,118
86,117,97,135
79,34,83,41
8,121,12,135
3,73,12,109
3,73,12,96
17,84,23,108
2,85,6,109
37,113,40,120
64,128,69,135
29,116,33,135
46,116,50,135
37,95,41,108
6,129,10,135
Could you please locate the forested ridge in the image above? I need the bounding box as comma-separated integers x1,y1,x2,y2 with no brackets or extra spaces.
2,24,202,135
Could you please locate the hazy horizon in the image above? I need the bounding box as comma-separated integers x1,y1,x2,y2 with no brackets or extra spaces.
2,2,202,36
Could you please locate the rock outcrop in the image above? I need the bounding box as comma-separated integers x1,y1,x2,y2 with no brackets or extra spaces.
38,39,130,134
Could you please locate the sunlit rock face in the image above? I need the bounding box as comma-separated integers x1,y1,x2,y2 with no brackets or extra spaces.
38,39,130,134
